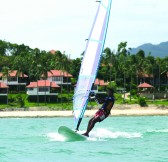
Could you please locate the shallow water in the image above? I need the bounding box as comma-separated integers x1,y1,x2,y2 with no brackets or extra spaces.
0,116,168,162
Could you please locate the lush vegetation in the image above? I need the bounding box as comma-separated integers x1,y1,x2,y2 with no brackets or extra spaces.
0,40,168,108
0,92,167,110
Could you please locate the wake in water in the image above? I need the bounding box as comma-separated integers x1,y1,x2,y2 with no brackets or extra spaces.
89,128,142,140
146,129,168,133
47,128,142,142
143,128,168,137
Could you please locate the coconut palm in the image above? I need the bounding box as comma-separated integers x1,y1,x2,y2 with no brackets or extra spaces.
12,55,26,92
2,66,10,106
39,51,53,105
29,48,41,105
103,47,115,84
117,42,128,102
53,52,70,103
126,55,137,101
135,50,146,85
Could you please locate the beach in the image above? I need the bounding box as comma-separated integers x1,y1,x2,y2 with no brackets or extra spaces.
0,104,168,118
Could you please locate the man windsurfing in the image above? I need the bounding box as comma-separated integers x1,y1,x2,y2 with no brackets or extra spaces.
82,88,115,137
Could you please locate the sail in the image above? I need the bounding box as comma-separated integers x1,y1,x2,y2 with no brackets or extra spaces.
73,0,112,131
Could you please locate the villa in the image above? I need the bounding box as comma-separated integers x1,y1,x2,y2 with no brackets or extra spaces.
92,78,108,93
26,80,59,95
46,70,72,91
0,70,28,92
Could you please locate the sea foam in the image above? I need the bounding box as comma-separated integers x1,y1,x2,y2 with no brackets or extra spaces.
89,128,142,140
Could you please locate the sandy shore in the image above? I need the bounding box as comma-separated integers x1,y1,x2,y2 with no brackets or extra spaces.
0,104,168,118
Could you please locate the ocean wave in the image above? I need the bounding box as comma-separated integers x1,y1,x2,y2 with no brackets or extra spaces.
146,129,168,133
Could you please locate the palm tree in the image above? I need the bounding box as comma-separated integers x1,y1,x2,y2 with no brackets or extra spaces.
31,48,41,105
65,54,71,101
103,48,114,84
117,42,128,103
39,51,53,105
12,55,26,92
155,58,162,96
2,66,10,107
135,50,146,85
160,57,168,92
53,51,69,103
125,55,137,101
155,57,167,97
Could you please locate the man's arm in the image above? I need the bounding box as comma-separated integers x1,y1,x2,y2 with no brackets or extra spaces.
89,92,105,104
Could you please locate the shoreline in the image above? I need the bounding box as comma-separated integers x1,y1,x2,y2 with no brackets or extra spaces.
0,104,168,118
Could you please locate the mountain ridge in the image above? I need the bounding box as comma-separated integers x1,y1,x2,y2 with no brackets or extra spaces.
130,41,168,57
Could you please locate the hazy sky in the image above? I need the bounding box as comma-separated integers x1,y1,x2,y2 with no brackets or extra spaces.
0,0,168,58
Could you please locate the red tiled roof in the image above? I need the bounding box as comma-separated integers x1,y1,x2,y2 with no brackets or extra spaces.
50,82,59,88
9,70,17,77
49,49,56,54
26,80,60,88
138,82,153,88
0,70,28,77
0,82,8,88
74,79,108,87
142,74,153,78
94,79,99,85
94,78,108,86
99,80,108,86
26,82,37,88
9,70,28,77
37,80,50,87
138,73,153,78
48,70,72,77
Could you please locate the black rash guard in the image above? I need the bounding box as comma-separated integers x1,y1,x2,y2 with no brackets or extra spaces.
98,96,115,116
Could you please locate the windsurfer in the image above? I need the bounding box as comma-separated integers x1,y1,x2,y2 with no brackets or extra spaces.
82,88,115,137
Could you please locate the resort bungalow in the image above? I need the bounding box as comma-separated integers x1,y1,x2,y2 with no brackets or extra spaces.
138,82,168,99
138,82,154,93
0,70,28,92
26,80,60,102
47,70,73,91
26,80,59,95
92,78,108,93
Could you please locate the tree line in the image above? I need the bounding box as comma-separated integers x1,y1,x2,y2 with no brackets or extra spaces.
0,40,168,92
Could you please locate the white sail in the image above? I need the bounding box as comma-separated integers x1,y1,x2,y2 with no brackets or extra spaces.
73,0,112,130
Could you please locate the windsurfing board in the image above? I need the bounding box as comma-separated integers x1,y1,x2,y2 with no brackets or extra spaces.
58,126,87,142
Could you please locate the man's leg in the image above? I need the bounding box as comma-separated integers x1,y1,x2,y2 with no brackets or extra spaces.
82,117,94,137
83,116,100,136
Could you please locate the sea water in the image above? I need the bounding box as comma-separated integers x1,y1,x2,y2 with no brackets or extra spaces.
0,116,168,162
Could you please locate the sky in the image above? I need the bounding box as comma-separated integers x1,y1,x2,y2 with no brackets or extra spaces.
0,0,168,59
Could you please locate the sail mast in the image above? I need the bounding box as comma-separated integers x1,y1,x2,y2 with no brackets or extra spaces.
73,0,112,131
